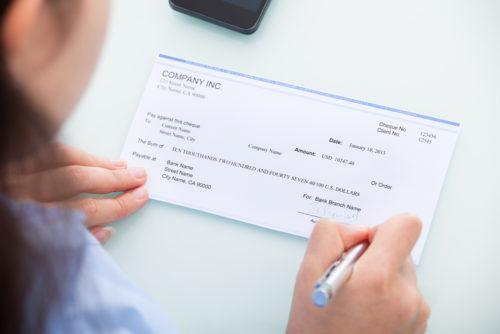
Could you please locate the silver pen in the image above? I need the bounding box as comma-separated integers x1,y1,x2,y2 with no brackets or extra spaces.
312,242,369,307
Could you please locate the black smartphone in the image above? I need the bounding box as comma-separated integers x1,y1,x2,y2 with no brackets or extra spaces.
169,0,271,34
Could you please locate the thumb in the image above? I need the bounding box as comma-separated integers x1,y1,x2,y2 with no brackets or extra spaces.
302,219,370,279
361,214,422,270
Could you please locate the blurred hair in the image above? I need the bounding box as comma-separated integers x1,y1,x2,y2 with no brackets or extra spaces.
0,3,56,165
0,1,78,333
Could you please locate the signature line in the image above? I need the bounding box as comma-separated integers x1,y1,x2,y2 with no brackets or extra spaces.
298,212,321,219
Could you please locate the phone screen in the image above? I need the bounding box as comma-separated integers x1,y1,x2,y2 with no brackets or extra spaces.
223,0,263,12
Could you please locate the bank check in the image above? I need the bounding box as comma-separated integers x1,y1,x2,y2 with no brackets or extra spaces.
122,53,460,262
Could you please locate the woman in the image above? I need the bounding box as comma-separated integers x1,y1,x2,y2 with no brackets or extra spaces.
0,0,430,333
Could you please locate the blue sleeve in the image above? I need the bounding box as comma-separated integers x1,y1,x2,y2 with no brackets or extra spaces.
58,231,180,334
1,194,178,334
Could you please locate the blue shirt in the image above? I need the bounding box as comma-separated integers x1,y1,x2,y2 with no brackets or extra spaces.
3,196,179,334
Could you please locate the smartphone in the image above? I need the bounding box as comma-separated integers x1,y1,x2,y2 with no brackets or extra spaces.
169,0,271,34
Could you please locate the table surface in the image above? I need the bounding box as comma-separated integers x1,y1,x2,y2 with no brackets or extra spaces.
61,0,500,333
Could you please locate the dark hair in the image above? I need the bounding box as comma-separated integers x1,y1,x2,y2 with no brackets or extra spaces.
0,3,56,165
0,1,77,333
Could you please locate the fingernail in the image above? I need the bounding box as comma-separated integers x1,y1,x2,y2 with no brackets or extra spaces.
349,224,370,230
105,226,116,238
130,167,146,179
130,186,148,200
96,226,115,244
112,159,127,168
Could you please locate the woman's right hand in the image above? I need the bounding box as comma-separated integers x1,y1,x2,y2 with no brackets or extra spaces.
287,214,430,334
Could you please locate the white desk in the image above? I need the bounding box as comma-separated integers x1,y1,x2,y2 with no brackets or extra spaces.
61,0,500,333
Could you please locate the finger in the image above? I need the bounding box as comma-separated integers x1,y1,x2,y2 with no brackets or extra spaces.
415,323,428,334
362,214,422,270
7,141,127,175
63,186,149,227
302,219,370,278
414,301,430,334
90,226,116,244
8,165,147,202
400,255,418,284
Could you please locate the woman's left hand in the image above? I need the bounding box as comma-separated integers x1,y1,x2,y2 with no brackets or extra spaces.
2,142,149,244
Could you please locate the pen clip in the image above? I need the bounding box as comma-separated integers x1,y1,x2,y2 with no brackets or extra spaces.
314,254,346,288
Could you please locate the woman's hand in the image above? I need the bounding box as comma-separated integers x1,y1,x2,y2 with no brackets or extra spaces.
287,214,430,334
1,142,149,244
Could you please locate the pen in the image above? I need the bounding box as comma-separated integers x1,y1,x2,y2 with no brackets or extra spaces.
312,242,369,307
